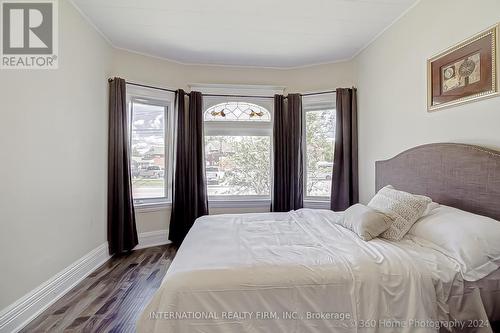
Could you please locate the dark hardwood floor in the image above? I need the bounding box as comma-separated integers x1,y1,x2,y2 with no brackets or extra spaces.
22,245,176,333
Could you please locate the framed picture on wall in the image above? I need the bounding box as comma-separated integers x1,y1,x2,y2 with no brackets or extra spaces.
427,24,499,111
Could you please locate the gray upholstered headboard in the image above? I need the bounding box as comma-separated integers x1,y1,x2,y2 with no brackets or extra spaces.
376,143,500,221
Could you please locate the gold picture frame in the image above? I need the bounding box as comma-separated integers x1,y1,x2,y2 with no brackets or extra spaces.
427,24,499,111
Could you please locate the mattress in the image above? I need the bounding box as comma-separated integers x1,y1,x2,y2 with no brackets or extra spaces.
449,268,500,321
471,268,500,321
137,209,496,333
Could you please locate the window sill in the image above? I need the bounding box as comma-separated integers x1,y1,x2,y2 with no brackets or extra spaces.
208,199,271,209
134,201,172,212
303,200,331,210
133,199,330,211
207,199,330,210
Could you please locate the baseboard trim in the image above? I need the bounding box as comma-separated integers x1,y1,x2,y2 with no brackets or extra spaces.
0,242,111,333
135,229,170,250
0,230,170,332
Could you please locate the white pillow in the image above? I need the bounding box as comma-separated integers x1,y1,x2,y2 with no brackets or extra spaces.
424,201,440,216
342,204,392,241
408,205,500,281
368,185,432,241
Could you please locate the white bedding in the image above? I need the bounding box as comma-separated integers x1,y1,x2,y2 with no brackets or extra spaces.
137,209,487,333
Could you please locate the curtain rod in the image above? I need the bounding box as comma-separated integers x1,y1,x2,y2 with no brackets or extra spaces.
108,78,177,93
108,78,337,98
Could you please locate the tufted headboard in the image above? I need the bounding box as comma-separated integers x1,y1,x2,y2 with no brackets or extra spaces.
375,143,500,221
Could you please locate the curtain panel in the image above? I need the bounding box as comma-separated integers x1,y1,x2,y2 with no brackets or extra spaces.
107,77,138,254
331,88,359,211
169,90,209,245
272,94,304,212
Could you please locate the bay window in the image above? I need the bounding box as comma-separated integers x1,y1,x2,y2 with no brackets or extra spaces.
126,83,335,208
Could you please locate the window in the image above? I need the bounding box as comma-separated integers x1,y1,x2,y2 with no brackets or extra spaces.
303,94,336,199
128,86,175,206
203,99,273,200
205,102,271,122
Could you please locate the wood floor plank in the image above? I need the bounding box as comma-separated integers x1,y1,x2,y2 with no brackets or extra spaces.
21,244,176,333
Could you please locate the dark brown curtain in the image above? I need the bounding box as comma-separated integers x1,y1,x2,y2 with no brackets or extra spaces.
331,88,358,211
272,94,304,212
169,90,208,245
107,77,138,254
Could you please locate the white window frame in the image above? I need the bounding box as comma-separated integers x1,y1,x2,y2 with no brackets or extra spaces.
193,84,284,207
302,93,336,207
127,85,175,209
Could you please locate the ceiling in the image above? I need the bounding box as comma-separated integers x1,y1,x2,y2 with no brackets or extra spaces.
71,0,418,68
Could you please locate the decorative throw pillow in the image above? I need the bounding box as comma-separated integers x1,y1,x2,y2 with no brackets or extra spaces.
342,204,392,241
368,185,432,241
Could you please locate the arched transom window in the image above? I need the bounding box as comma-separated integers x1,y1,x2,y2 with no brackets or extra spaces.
204,102,271,122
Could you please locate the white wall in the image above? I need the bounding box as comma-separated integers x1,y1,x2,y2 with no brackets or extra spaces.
111,49,357,234
0,1,112,309
356,0,500,204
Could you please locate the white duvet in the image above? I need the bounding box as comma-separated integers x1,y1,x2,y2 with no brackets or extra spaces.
137,209,472,333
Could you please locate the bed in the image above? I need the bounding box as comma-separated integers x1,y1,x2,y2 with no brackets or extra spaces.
137,143,500,333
